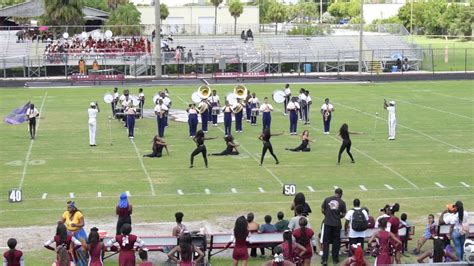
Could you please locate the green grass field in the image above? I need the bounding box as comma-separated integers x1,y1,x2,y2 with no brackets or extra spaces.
0,80,473,265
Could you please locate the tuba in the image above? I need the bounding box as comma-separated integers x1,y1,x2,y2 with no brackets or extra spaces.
197,85,211,99
234,85,248,99
232,103,243,113
197,101,208,114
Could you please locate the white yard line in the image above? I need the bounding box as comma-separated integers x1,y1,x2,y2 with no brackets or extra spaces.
41,193,48,199
320,97,473,154
431,92,474,102
19,92,47,189
435,182,446,188
69,192,75,198
307,125,419,188
177,189,184,195
307,186,315,192
393,98,473,121
205,188,211,194
126,190,131,196
97,192,102,198
258,187,266,193
130,139,156,196
359,185,368,191
460,182,470,188
231,188,237,193
175,95,285,186
384,184,394,190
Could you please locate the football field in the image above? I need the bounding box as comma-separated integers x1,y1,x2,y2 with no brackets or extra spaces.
0,80,473,264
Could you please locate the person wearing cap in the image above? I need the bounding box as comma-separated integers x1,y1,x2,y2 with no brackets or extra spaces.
320,188,347,265
125,102,137,139
440,201,469,260
88,102,100,147
384,99,396,140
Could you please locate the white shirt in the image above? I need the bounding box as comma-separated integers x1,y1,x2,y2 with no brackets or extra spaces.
306,95,312,104
138,92,145,100
260,103,273,112
120,95,131,107
26,108,39,118
88,108,98,123
321,103,334,111
288,215,312,231
344,208,369,238
249,97,259,105
286,102,300,110
443,211,469,230
298,93,307,102
209,95,220,104
113,92,119,100
162,96,171,107
154,104,168,114
188,108,198,114
375,214,390,228
387,106,396,120
284,87,291,96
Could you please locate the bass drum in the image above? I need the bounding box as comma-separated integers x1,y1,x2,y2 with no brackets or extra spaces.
130,95,140,106
103,93,114,104
192,92,201,104
272,90,286,104
226,93,237,106
153,94,161,104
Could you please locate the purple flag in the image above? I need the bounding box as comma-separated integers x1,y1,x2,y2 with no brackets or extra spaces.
4,102,31,125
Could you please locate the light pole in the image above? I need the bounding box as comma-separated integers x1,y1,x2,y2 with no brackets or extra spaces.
358,0,364,74
154,0,162,78
320,0,323,23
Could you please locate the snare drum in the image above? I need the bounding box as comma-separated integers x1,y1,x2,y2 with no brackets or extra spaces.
114,108,124,119
251,108,259,117
212,107,220,116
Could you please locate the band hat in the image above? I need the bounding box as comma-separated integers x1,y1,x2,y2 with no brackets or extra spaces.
90,102,96,107
389,101,395,105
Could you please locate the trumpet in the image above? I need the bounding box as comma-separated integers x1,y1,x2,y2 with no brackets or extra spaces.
234,85,248,99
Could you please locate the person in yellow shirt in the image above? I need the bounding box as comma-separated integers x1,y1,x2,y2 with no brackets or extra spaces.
60,201,87,266
78,58,86,75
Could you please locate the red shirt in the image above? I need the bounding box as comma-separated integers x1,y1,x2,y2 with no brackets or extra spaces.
388,216,400,236
3,249,23,266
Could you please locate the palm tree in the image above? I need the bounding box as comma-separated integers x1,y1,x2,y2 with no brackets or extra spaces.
229,0,244,35
267,1,287,35
41,0,84,33
160,3,169,22
210,0,223,35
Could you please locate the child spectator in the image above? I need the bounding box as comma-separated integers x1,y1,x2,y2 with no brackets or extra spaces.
413,214,436,255
172,212,187,237
259,215,277,233
277,230,306,264
106,223,145,266
292,217,314,266
275,211,289,232
167,232,204,265
3,238,24,266
417,237,457,263
138,250,153,266
247,212,264,257
341,243,368,266
368,219,401,266
399,213,411,255
44,223,81,264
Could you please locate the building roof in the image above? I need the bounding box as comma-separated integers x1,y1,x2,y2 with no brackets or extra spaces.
0,0,109,19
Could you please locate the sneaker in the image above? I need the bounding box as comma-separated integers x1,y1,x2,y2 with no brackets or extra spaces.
351,160,355,163
275,161,279,164
189,165,194,168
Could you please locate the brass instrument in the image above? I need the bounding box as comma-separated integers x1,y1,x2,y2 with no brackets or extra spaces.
234,85,248,99
197,85,211,99
324,104,330,122
197,101,209,114
232,103,243,113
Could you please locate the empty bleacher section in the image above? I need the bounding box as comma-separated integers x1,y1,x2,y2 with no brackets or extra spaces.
0,31,31,69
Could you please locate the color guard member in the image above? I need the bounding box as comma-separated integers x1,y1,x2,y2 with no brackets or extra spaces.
287,98,300,135
154,99,168,138
209,135,239,156
125,103,136,139
234,98,244,133
249,92,260,126
337,123,362,164
259,128,281,165
384,99,396,140
286,130,314,152
26,103,39,139
187,104,198,137
143,135,168,157
222,101,233,136
138,88,145,118
321,98,334,135
209,90,220,126
88,102,99,147
189,130,217,168
260,97,273,130
283,84,291,116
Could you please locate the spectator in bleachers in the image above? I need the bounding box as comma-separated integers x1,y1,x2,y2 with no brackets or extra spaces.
240,31,247,42
288,205,312,231
172,212,187,237
87,227,104,266
402,57,410,71
399,213,411,255
3,238,24,266
368,218,401,265
344,198,369,255
229,216,249,266
167,232,204,265
387,203,402,264
246,29,253,41
320,188,346,265
395,58,402,71
413,214,436,255
259,215,277,233
187,49,194,62
247,213,265,257
44,223,82,264
440,201,469,260
60,201,88,266
292,217,314,266
116,192,133,236
275,211,290,232
138,249,152,266
106,223,144,266
291,192,312,217
340,243,368,266
416,237,457,263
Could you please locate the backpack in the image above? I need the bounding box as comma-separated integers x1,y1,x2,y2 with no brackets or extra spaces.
351,209,368,232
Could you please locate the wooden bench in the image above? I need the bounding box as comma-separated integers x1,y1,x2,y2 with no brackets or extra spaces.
438,224,474,239
70,73,125,85
207,232,283,261
213,72,267,81
102,235,177,253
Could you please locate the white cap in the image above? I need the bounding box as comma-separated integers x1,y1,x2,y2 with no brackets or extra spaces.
389,101,395,105
90,102,96,107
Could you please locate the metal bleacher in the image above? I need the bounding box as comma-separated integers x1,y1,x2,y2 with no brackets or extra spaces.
0,31,31,69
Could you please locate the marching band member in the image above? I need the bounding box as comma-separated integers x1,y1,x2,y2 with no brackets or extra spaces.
209,135,239,156
187,104,198,137
298,88,308,122
143,135,168,158
88,102,99,147
304,90,312,124
26,103,39,139
245,91,252,122
287,98,300,135
249,92,260,126
209,90,220,127
321,98,334,135
112,87,119,116
337,123,362,165
384,99,396,140
286,130,314,152
154,99,168,138
138,88,145,118
161,91,172,127
234,98,244,133
119,90,131,127
259,128,281,166
189,130,217,168
125,103,137,139
199,99,210,133
283,84,291,116
260,97,274,130
222,100,233,136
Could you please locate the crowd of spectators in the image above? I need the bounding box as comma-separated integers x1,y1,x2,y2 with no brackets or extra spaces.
2,189,470,266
